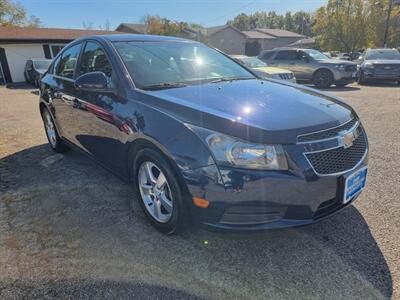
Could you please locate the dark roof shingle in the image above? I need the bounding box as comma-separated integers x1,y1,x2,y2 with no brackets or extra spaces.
241,31,276,39
254,28,305,38
115,23,147,34
0,27,120,42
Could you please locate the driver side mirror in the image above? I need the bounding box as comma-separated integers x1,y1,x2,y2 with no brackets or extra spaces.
74,71,109,92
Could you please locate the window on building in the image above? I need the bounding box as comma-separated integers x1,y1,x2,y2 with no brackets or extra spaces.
51,45,64,58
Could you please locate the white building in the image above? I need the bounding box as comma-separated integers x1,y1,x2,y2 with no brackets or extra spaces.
0,27,120,84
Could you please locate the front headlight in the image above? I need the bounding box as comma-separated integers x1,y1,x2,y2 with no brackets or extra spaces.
187,125,288,170
335,64,346,71
363,62,374,69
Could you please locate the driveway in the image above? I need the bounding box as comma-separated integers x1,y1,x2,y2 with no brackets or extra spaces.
0,83,399,299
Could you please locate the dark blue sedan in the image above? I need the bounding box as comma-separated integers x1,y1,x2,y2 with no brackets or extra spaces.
39,34,368,234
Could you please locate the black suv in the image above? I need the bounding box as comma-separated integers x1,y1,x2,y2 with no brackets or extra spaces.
358,48,400,85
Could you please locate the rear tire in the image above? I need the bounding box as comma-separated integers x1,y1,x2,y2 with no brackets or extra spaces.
41,107,69,153
312,69,334,88
132,148,186,234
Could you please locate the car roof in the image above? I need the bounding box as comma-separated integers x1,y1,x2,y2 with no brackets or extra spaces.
231,55,248,59
367,48,398,51
78,34,194,43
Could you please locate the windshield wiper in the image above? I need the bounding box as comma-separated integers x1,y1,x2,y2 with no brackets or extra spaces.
208,77,254,84
143,82,187,90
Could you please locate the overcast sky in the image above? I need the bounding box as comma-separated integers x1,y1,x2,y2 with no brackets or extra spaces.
19,0,327,30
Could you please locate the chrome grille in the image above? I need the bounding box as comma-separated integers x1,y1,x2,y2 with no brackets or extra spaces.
279,73,294,80
298,119,357,142
373,64,400,71
305,129,367,175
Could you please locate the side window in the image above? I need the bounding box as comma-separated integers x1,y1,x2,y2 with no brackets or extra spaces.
296,51,306,60
55,43,82,79
262,51,274,60
79,42,112,78
275,50,297,60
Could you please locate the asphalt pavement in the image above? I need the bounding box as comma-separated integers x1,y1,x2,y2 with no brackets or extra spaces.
0,83,399,299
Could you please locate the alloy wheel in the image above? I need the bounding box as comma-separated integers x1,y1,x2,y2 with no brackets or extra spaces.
138,161,173,223
44,111,57,148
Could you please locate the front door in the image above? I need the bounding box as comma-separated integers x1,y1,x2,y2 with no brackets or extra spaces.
71,41,127,173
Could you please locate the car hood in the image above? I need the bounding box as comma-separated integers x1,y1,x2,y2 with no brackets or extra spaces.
317,59,356,65
253,66,292,74
139,79,354,144
364,59,400,65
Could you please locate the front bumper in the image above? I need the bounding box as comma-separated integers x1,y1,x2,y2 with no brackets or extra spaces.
333,69,357,84
182,124,368,232
363,69,400,82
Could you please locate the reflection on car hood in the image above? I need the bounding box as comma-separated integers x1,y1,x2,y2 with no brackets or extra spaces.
318,59,355,65
140,79,354,144
253,66,292,75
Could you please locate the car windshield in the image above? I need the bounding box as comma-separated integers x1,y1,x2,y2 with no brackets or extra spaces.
33,60,51,70
239,57,267,68
303,49,329,60
113,41,255,89
365,49,400,60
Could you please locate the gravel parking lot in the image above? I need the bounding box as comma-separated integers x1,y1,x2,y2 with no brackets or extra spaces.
0,83,399,299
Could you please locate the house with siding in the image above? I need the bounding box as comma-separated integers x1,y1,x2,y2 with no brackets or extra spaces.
115,23,313,56
0,27,120,84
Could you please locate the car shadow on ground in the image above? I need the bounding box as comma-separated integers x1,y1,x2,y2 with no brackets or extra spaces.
0,279,204,299
0,144,393,299
5,82,35,90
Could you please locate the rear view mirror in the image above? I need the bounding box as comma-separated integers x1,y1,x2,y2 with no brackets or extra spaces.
74,72,109,92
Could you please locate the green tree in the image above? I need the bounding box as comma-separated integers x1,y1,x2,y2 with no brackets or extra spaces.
0,0,41,27
366,0,400,48
227,13,250,30
313,0,368,51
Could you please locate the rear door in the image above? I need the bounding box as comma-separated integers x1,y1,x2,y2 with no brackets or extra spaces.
49,42,83,143
271,50,297,70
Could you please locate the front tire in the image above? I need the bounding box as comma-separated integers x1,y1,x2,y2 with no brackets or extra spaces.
313,69,334,88
133,148,186,234
358,71,367,85
335,83,348,88
41,108,68,153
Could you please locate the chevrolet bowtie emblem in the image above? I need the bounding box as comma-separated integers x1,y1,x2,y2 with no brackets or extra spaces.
339,130,355,149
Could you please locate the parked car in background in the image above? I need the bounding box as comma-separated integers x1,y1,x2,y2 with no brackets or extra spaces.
39,34,368,234
336,53,351,61
231,55,296,83
259,48,357,88
24,59,52,87
358,48,400,85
